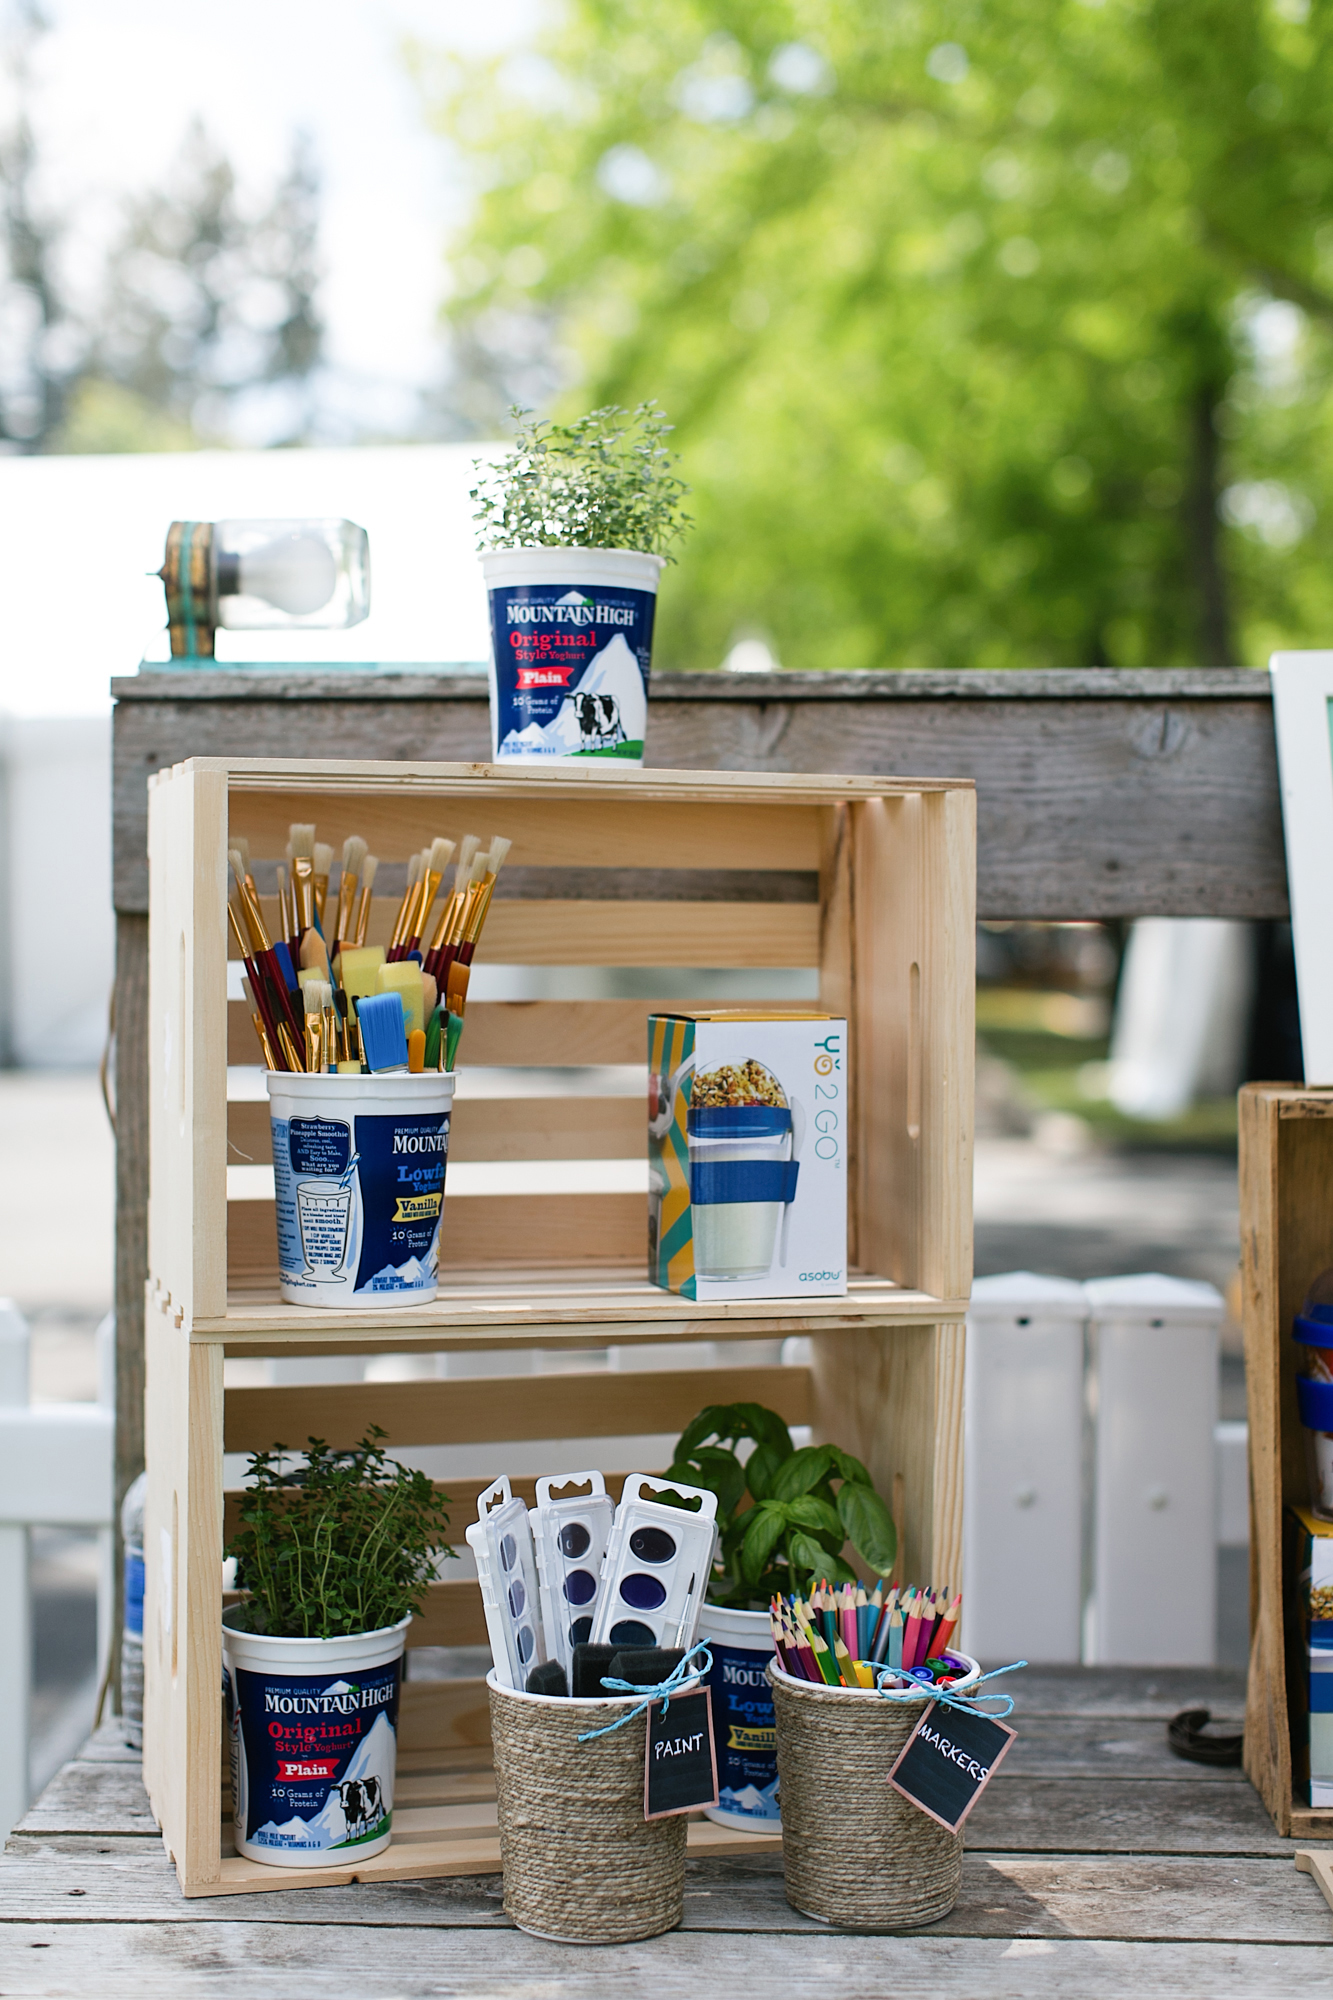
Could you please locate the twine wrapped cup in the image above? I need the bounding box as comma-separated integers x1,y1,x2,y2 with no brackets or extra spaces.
771,1654,980,1930
488,1670,695,1943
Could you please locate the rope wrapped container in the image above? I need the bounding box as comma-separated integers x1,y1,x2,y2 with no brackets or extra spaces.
488,1674,688,1944
770,1664,963,1929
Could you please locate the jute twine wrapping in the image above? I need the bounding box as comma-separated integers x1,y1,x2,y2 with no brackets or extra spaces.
771,1665,962,1929
488,1680,687,1944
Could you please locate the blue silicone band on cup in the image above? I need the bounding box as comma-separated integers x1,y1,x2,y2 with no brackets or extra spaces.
687,1105,792,1138
1294,1313,1333,1348
690,1160,800,1206
1296,1375,1333,1429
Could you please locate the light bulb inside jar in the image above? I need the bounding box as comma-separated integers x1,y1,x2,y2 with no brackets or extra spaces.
221,531,339,616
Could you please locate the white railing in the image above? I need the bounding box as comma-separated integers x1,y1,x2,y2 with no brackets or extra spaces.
0,1301,115,1837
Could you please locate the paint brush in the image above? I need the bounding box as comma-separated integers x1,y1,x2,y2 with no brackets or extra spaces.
335,835,367,944
230,850,302,1045
352,854,378,947
424,835,480,980
404,836,456,959
241,974,278,1070
288,823,317,933
312,843,334,929
303,981,327,1074
387,851,424,960
455,835,512,969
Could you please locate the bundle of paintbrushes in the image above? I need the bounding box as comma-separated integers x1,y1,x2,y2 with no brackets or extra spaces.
229,823,511,1075
769,1581,965,1690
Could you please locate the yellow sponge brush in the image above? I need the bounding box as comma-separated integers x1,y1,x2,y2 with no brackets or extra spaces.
337,945,386,1001
376,960,425,1037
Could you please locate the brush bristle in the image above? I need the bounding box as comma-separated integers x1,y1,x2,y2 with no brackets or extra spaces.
228,848,248,888
313,843,334,876
468,851,489,884
486,835,512,874
288,823,316,860
304,982,324,1014
454,835,480,890
361,854,379,891
342,835,367,875
276,862,289,891
428,836,455,875
407,853,423,885
232,837,250,867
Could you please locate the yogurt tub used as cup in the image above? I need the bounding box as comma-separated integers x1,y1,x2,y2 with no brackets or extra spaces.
266,1070,454,1309
482,546,664,764
697,1601,783,1831
222,1613,411,1867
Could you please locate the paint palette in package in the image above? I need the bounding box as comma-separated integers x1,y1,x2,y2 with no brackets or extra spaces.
466,1477,546,1690
648,1012,847,1300
530,1472,615,1678
591,1475,718,1652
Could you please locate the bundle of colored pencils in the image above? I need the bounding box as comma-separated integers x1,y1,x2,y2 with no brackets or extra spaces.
769,1580,964,1690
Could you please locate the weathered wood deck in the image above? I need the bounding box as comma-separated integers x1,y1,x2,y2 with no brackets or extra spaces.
5,1667,1331,1995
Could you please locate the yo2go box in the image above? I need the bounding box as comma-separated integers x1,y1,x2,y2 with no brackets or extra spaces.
647,1012,847,1301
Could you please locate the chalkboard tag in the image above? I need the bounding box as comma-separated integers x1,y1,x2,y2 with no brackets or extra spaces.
643,1688,719,1820
886,1701,1016,1834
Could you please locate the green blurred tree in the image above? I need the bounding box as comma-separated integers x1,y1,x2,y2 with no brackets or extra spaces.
430,0,1333,670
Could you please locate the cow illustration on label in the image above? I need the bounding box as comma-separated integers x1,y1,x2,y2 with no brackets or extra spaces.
565,688,625,751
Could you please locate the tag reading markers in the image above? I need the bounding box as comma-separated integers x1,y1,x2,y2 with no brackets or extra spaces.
887,1700,1016,1834
644,1688,719,1820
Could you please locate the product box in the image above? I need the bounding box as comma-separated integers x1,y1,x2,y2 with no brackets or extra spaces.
1286,1506,1333,1806
647,1012,847,1301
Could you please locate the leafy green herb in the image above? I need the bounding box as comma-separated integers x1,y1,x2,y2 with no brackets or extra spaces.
472,402,690,558
664,1402,897,1610
225,1428,454,1640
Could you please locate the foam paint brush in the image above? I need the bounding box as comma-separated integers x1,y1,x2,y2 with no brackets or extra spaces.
334,835,367,944
352,853,378,947
357,990,409,1074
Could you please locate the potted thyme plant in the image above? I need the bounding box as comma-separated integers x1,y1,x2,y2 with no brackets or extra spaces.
472,402,689,764
662,1401,897,1832
222,1427,452,1869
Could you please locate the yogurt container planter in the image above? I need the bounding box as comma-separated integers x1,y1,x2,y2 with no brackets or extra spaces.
770,1654,980,1929
223,1613,411,1867
1294,1268,1333,1520
697,1601,782,1832
266,1070,453,1308
487,1670,696,1943
483,546,663,764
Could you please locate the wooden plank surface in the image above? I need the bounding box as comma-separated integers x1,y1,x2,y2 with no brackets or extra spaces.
228,1093,644,1165
222,1362,810,1452
113,669,1286,920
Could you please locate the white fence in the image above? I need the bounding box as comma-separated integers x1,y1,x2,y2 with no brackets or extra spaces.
964,1271,1240,1667
0,1302,115,1837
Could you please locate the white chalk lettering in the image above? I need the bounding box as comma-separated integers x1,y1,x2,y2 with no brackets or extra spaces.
918,1726,989,1780
654,1733,704,1759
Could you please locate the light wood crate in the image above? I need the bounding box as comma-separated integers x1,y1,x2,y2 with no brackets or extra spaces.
143,757,975,1896
1240,1084,1333,1839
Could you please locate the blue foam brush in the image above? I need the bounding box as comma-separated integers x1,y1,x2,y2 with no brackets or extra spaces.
357,990,408,1072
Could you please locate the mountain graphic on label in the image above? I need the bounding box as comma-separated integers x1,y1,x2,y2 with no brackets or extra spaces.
362,1256,430,1292
718,1779,780,1816
500,632,645,756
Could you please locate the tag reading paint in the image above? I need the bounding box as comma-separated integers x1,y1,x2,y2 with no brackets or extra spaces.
644,1688,719,1820
886,1701,1016,1834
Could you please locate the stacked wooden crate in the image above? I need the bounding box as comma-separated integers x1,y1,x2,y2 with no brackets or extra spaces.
143,757,975,1896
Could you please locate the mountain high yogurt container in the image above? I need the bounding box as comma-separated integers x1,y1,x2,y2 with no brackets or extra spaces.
266,1070,453,1308
482,545,663,763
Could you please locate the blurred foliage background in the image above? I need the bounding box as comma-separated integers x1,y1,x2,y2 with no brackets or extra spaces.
428,0,1333,673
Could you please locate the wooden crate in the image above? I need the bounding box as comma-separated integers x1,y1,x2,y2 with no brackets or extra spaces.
143,757,975,1896
1240,1084,1333,1838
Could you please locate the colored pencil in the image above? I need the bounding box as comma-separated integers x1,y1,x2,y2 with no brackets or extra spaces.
808,1630,840,1686
870,1585,897,1663
840,1584,858,1659
927,1592,962,1660
887,1605,904,1670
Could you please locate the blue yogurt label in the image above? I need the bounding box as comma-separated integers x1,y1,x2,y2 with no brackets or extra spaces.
706,1639,780,1823
271,1107,449,1298
226,1657,400,1853
488,581,655,758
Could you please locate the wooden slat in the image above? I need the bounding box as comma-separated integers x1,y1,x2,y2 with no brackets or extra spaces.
223,1362,810,1452
226,1191,645,1279
227,784,828,874
226,896,818,967
223,1470,646,1543
230,996,769,1067
228,1093,644,1166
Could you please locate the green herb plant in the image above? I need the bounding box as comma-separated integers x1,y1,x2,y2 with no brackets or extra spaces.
663,1402,897,1612
472,401,690,559
225,1427,454,1640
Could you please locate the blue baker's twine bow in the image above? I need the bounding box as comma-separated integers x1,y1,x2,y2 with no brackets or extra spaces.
576,1641,714,1742
873,1659,1027,1721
